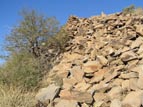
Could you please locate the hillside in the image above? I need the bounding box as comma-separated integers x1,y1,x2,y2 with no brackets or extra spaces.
36,12,143,107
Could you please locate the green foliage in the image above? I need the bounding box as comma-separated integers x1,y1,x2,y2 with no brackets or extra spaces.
0,52,42,90
0,9,70,91
46,27,70,52
122,5,143,15
54,28,70,52
122,5,135,14
6,9,59,57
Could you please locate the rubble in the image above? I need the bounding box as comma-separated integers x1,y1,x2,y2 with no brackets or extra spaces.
36,12,143,107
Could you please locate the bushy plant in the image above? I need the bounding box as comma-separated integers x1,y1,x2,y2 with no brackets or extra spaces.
0,52,42,90
0,85,36,107
0,9,70,91
122,5,143,15
122,5,135,14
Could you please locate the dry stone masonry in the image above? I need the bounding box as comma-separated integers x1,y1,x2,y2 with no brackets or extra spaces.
36,12,143,107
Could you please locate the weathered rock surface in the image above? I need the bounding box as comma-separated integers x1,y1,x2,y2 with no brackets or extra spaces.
59,90,93,104
35,84,60,103
36,12,143,107
122,91,143,107
55,100,79,107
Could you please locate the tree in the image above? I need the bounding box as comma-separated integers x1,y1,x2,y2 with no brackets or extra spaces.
122,5,143,15
122,5,135,14
6,9,60,57
0,9,70,90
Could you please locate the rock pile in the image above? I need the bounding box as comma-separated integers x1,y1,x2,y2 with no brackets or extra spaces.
36,12,143,107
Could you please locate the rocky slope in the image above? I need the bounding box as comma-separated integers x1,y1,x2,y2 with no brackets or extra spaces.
36,12,143,107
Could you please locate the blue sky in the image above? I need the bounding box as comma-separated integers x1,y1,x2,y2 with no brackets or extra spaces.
0,0,143,64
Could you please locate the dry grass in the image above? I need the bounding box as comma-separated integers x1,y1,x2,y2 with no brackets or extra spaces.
0,85,36,107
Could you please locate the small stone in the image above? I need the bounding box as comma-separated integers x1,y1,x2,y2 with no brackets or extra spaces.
93,92,108,102
90,48,98,60
83,61,101,73
120,72,138,79
131,37,142,49
74,81,91,91
107,86,122,100
81,103,89,107
63,77,77,90
59,90,93,104
104,71,119,83
137,44,143,54
122,80,130,91
55,100,79,107
120,51,137,62
137,77,143,90
93,81,110,92
93,101,104,107
111,79,123,87
122,91,143,107
110,99,121,107
131,65,143,73
97,55,108,66
135,25,143,36
105,46,114,55
70,66,84,82
35,84,60,103
89,69,106,83
129,78,138,91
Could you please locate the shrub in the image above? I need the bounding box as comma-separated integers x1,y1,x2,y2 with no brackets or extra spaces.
122,5,135,14
0,52,42,90
122,5,143,15
0,84,36,107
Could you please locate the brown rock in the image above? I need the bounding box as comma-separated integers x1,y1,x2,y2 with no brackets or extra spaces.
131,65,143,73
74,81,91,91
63,77,77,90
137,44,143,54
89,69,106,83
81,103,89,107
92,81,111,92
104,71,119,83
111,79,123,87
129,78,138,91
97,55,108,66
71,66,84,82
137,77,143,90
131,37,142,49
107,86,122,100
122,80,130,91
122,91,143,107
120,51,137,62
105,46,114,55
93,92,108,102
83,61,101,73
90,48,98,60
135,25,143,36
110,99,121,107
93,101,104,107
120,72,138,79
55,100,79,107
59,90,93,104
127,59,139,69
35,84,60,103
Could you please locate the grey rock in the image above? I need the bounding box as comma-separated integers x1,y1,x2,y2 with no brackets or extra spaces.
35,84,60,102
